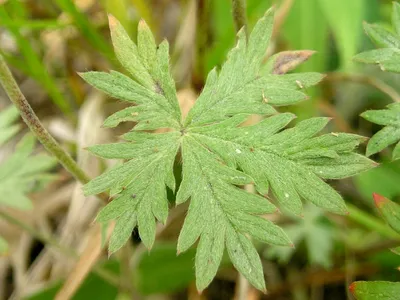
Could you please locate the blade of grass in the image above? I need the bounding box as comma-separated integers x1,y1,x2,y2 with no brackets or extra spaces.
0,19,67,30
53,0,114,61
103,0,132,34
0,7,74,117
0,50,31,75
130,0,156,31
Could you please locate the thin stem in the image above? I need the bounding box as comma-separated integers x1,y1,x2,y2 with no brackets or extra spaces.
232,0,248,38
0,209,120,287
272,0,294,40
0,54,90,185
347,204,400,240
327,72,400,103
236,273,250,300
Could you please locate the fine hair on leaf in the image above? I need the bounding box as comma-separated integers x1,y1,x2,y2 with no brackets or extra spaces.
81,8,375,292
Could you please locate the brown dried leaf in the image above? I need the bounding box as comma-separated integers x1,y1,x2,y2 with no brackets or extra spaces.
270,50,316,74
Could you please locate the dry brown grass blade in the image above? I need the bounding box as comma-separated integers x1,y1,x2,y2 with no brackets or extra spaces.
54,222,114,300
272,0,294,40
177,88,197,118
9,233,31,299
52,92,108,277
172,0,197,88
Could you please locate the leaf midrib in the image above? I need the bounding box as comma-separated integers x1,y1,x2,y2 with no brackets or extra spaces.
187,72,262,126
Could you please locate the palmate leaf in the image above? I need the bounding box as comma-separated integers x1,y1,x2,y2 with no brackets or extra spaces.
361,103,400,159
354,2,400,73
354,2,400,160
0,134,57,210
0,106,57,256
266,205,335,268
82,8,375,292
0,105,20,146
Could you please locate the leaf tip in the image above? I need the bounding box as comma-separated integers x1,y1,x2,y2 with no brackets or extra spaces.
373,193,387,208
365,146,376,157
349,282,357,295
108,14,118,29
138,19,149,29
265,5,276,16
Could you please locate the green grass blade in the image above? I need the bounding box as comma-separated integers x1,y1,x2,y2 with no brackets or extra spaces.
0,7,74,116
53,0,114,61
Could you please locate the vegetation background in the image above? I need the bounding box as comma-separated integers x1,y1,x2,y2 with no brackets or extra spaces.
0,0,399,299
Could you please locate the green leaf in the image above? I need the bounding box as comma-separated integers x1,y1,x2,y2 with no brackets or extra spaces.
354,2,400,73
350,281,400,300
364,23,400,48
108,211,137,254
0,105,20,146
226,225,266,293
79,71,180,130
361,103,400,159
86,132,180,253
0,105,19,128
373,193,400,234
267,205,334,268
0,110,56,253
187,115,373,215
83,7,374,292
0,134,57,210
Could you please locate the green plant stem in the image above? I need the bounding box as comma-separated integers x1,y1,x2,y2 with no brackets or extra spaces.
232,0,248,38
0,209,120,287
0,54,90,185
327,72,400,103
347,204,400,240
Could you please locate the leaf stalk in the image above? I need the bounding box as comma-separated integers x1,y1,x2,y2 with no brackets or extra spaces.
0,54,91,185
